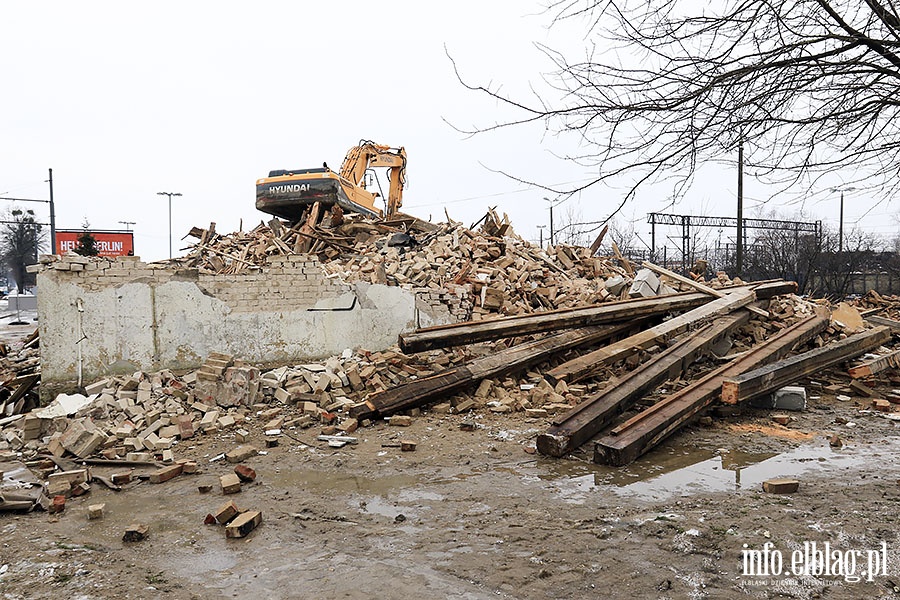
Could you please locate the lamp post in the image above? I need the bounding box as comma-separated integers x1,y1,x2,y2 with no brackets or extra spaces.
831,186,856,253
542,197,556,247
156,192,182,259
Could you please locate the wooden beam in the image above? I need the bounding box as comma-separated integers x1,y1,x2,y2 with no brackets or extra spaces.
546,288,756,384
351,322,638,421
848,348,900,379
593,313,830,466
720,326,891,404
641,260,769,318
865,314,900,333
536,310,750,457
398,291,713,354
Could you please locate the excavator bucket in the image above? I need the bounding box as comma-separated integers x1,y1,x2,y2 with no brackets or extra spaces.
256,168,382,221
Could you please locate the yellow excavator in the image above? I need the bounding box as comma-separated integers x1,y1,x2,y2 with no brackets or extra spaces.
255,140,407,221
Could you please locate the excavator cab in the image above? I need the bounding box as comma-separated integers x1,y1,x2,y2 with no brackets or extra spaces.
256,141,406,222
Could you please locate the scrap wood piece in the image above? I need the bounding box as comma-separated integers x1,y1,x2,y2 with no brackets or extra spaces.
351,322,638,421
611,242,634,276
588,225,609,256
641,261,769,318
399,291,715,354
537,310,751,457
1,374,40,414
546,288,757,384
721,326,892,404
848,348,900,379
592,313,830,466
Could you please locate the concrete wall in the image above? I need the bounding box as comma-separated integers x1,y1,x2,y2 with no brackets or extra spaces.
36,254,465,392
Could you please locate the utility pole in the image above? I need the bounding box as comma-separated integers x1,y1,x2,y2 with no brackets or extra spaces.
157,191,182,259
536,225,546,249
48,168,56,254
119,221,136,231
831,186,856,253
736,144,744,275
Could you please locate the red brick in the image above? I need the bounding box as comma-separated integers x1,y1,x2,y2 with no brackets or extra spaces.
234,465,256,483
49,495,66,514
149,464,183,484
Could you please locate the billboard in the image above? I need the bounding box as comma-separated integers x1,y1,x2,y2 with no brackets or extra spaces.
56,230,134,258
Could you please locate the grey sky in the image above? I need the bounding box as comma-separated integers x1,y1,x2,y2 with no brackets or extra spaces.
1,2,891,262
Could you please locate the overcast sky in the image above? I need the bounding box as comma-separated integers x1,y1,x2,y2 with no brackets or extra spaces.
1,1,893,263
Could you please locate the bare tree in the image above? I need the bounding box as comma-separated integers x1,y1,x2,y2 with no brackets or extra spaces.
0,209,46,293
453,1,900,213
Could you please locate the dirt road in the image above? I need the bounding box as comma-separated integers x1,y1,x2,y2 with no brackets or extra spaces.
2,389,900,600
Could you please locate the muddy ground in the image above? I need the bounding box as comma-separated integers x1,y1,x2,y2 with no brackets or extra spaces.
2,379,900,600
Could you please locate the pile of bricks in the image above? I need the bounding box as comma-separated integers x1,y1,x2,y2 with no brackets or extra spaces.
172,210,700,319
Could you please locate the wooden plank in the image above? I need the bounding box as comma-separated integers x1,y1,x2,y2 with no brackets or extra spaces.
721,326,892,404
398,291,713,353
536,310,751,457
641,261,769,318
848,348,900,379
865,314,900,333
351,322,639,421
546,288,756,384
593,313,830,466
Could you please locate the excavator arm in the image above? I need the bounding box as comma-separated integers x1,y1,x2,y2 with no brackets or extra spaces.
339,141,407,216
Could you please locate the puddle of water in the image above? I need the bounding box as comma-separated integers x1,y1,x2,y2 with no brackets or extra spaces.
539,438,900,502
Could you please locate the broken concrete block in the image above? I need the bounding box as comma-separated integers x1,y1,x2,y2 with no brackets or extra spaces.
225,510,262,538
773,386,807,411
220,473,242,494
225,445,258,463
88,503,105,520
604,275,626,296
234,429,250,443
400,440,417,452
122,523,149,542
763,478,800,494
628,268,660,298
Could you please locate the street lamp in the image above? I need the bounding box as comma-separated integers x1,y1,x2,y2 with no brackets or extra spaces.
831,186,856,253
542,197,556,247
156,192,182,259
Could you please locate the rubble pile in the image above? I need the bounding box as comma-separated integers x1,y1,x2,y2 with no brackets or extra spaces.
178,210,665,317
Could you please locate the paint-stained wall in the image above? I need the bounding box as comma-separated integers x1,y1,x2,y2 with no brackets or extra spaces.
35,254,464,393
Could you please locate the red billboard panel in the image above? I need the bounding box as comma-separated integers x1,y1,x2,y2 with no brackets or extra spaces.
56,230,134,258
